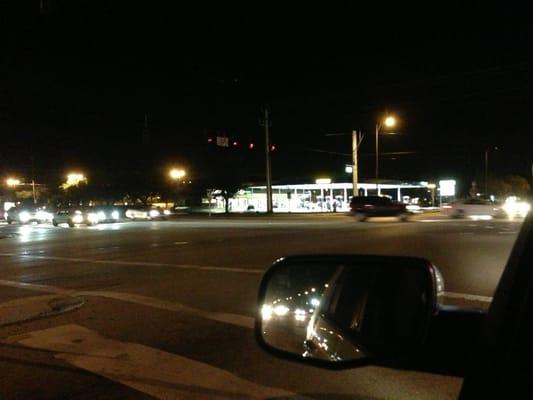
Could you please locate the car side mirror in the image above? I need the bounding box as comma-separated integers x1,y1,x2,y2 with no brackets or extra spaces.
256,255,443,368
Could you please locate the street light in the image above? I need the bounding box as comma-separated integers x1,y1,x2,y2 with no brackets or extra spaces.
62,172,87,190
169,168,186,181
375,115,397,194
6,178,21,187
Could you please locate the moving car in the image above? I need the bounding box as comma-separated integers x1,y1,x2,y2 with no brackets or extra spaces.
6,206,53,225
125,207,170,220
256,212,533,398
92,206,121,223
350,196,409,221
442,198,505,219
52,209,100,227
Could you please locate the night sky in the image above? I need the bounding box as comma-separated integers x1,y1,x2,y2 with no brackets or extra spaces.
2,2,533,195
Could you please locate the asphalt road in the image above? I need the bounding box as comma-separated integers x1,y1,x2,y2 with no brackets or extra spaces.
0,214,524,399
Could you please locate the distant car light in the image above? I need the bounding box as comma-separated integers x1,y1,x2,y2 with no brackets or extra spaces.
36,210,53,221
97,211,106,220
469,215,492,221
503,196,530,218
261,305,273,320
18,211,31,223
111,210,120,220
149,209,160,218
72,214,84,224
163,209,171,216
87,213,99,224
273,305,290,316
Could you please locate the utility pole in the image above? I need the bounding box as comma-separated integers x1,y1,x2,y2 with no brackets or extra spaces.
32,180,37,204
352,130,359,196
262,106,273,213
484,148,489,197
375,123,380,194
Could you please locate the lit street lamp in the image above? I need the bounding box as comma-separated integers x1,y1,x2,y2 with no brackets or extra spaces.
6,178,21,187
6,177,38,204
375,115,398,194
169,168,186,181
61,172,87,190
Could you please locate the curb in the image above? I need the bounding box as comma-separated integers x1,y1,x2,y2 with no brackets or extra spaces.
0,295,85,328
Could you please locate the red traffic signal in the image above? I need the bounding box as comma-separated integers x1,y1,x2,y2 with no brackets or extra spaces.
232,141,239,147
248,143,255,150
207,137,214,144
270,144,277,152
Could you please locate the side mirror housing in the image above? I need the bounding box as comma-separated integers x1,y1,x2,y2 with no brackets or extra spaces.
255,255,443,369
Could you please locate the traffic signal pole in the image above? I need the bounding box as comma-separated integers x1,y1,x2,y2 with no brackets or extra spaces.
263,106,273,213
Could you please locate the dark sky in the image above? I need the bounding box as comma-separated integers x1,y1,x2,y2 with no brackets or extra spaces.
2,2,533,193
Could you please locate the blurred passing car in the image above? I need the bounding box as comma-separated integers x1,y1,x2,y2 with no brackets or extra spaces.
442,198,505,219
92,206,121,223
502,196,530,219
350,196,409,221
52,209,100,227
125,207,171,220
6,206,53,225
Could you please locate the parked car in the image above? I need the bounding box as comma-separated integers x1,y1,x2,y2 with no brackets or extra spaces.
442,198,505,219
350,196,409,221
52,209,100,227
6,206,53,225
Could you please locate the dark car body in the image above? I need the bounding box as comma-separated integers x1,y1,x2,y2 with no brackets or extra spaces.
350,196,408,221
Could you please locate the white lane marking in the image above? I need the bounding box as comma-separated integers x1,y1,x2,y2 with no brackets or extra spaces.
5,324,297,400
0,280,254,329
174,241,189,245
418,219,455,223
498,231,518,235
0,253,263,275
443,291,493,303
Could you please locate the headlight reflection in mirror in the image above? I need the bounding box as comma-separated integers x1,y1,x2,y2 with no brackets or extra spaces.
258,257,437,365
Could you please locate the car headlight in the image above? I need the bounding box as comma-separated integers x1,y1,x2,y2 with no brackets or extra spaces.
87,213,99,223
163,209,171,216
97,211,106,220
18,211,31,223
35,211,53,221
72,214,84,224
111,210,120,220
149,209,160,218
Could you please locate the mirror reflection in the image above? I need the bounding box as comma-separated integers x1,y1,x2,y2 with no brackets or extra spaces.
259,258,435,363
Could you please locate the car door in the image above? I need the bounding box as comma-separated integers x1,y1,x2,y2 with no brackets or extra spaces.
459,213,533,398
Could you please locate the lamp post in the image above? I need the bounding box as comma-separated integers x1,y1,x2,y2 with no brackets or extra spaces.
484,147,498,198
63,173,87,189
6,177,37,204
168,168,187,208
375,116,397,195
169,168,186,182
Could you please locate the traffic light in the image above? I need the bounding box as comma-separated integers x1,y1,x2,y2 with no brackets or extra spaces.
232,140,239,147
249,143,255,150
207,137,214,144
270,144,277,152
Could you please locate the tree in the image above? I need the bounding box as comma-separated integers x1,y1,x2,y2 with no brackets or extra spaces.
489,175,531,197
